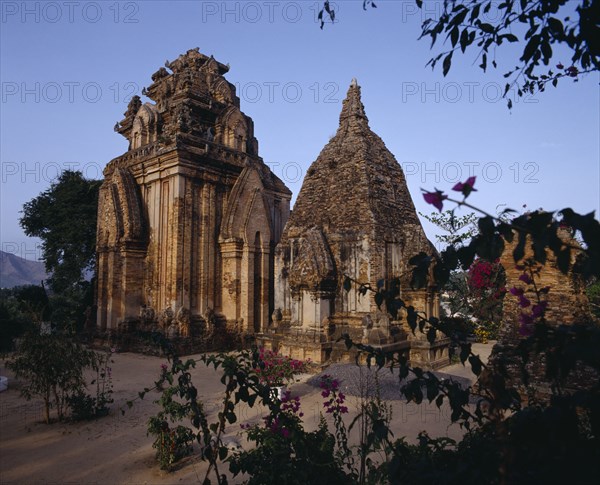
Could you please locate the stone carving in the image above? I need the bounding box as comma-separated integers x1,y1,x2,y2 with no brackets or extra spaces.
176,307,191,337
96,49,291,334
271,308,283,327
288,228,336,293
96,50,445,369
167,323,179,339
272,80,445,367
159,306,174,330
204,307,216,335
139,305,155,325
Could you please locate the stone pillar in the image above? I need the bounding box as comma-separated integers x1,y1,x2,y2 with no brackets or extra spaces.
119,245,145,322
220,238,243,325
241,243,254,333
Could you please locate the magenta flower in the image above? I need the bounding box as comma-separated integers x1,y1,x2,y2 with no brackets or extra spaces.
423,190,447,212
452,176,477,197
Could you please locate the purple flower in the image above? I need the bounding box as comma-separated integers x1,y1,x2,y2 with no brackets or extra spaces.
518,273,532,284
452,176,477,197
509,287,524,296
532,301,548,318
423,190,447,212
518,313,535,336
518,295,531,308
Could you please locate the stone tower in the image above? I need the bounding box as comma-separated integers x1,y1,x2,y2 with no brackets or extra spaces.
268,80,446,366
96,49,291,336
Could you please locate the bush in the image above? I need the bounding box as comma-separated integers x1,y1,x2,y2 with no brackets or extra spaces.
7,329,111,423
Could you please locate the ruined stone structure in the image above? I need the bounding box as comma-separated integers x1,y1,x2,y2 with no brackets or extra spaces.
96,49,291,336
490,230,595,395
264,80,447,366
96,50,446,367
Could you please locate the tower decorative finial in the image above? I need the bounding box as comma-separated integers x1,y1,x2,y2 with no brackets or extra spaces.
338,79,368,126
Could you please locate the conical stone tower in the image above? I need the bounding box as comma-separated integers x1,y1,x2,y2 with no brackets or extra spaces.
267,81,448,366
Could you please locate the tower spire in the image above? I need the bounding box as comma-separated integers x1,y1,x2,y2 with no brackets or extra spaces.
338,79,369,127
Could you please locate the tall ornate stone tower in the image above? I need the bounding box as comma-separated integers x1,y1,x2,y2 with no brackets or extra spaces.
269,80,446,366
96,49,291,336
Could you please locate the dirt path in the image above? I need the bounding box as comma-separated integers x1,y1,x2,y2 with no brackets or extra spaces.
0,344,492,484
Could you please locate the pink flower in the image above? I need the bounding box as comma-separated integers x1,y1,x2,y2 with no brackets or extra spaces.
423,190,447,212
452,176,477,197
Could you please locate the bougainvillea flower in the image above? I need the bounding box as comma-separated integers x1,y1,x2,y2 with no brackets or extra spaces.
509,287,524,296
452,176,477,197
423,190,447,212
518,313,535,336
518,295,531,308
532,301,548,318
518,273,532,284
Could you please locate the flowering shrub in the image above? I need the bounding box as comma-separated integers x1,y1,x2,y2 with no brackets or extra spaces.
68,348,114,421
509,262,551,337
320,375,348,415
133,174,600,484
254,348,307,387
467,258,506,340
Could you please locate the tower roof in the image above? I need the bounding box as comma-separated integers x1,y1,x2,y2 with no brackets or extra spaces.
283,81,431,251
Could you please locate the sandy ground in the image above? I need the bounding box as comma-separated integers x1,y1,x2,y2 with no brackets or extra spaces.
0,343,493,485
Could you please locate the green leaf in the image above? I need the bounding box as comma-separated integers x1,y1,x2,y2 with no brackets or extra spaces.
469,356,482,376
407,307,418,332
443,52,453,76
450,26,459,48
548,18,564,36
343,276,352,292
460,28,469,53
479,23,494,33
460,344,471,364
522,34,540,62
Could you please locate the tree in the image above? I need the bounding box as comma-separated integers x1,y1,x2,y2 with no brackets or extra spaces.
20,170,101,293
7,330,98,423
420,210,478,247
319,0,599,107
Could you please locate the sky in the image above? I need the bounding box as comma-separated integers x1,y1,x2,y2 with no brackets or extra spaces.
1,0,599,262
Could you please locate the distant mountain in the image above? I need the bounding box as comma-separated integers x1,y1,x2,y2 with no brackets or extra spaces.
0,251,49,288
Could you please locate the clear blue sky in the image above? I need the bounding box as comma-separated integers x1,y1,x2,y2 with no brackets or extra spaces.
1,0,599,261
